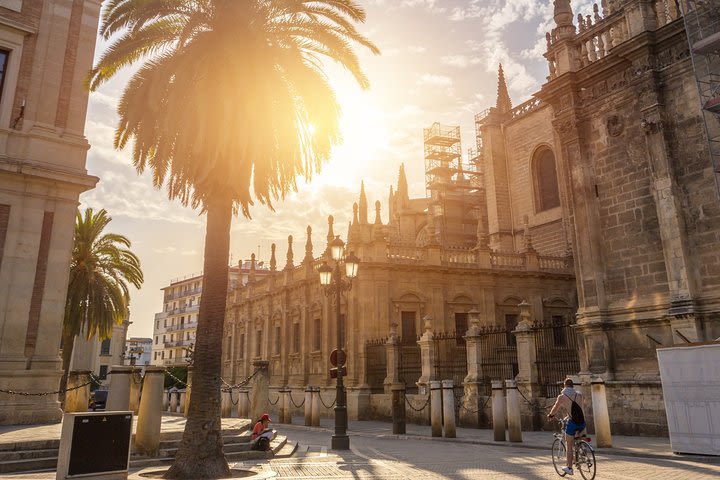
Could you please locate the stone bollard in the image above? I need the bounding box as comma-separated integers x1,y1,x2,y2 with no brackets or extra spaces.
311,387,321,427
505,380,522,442
129,370,142,414
163,389,169,411
221,389,232,417
65,371,92,413
430,380,443,438
250,361,270,422
106,365,132,411
238,388,250,418
304,386,313,426
281,388,292,424
135,366,165,456
591,378,612,447
391,383,406,435
169,389,179,414
491,380,506,441
442,380,456,438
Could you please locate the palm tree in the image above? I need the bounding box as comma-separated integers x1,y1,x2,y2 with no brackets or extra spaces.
87,1,378,477
60,208,143,404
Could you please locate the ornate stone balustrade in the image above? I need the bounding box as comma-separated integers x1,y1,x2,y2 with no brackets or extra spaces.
510,97,543,120
442,247,476,265
538,255,570,271
387,244,425,263
490,252,526,270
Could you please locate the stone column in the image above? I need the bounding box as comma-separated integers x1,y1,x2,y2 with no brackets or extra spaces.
491,380,506,441
106,365,132,411
250,360,269,422
169,389,179,414
462,309,484,427
430,380,443,437
311,387,320,426
591,378,612,447
304,386,313,426
513,302,538,397
238,388,250,419
442,380,456,438
505,380,522,442
135,366,165,456
184,366,193,417
384,324,401,394
391,383,406,434
162,389,169,411
65,371,91,413
281,387,291,424
129,369,142,414
179,390,186,414
416,316,436,393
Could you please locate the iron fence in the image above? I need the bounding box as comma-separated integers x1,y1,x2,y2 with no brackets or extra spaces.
398,338,421,394
477,325,518,396
365,338,387,394
433,331,468,387
534,320,581,398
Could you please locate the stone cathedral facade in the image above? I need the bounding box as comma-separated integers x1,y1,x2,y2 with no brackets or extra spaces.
224,0,720,435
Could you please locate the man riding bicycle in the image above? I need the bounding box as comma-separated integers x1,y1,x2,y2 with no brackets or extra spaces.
547,378,586,476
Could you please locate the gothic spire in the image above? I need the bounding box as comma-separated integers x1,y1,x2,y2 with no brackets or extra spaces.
496,64,512,113
270,243,277,271
285,235,294,270
374,200,382,225
326,215,334,255
304,225,313,263
359,180,368,224
249,253,257,282
352,202,359,225
398,164,409,200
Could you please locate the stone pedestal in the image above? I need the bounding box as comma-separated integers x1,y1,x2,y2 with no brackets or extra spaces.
505,380,522,442
384,326,400,394
311,387,320,426
178,390,186,414
65,371,91,413
442,380,456,438
135,366,165,456
591,378,612,447
462,310,484,428
346,386,371,421
221,390,231,417
430,380,442,437
250,361,269,422
162,390,169,411
106,366,132,411
491,380,506,441
129,370,142,414
513,302,538,398
280,387,291,424
391,383,406,434
416,316,436,392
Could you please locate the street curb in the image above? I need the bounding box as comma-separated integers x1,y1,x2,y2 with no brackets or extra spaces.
279,423,720,465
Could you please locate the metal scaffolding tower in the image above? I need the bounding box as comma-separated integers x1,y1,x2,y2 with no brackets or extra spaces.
681,0,720,198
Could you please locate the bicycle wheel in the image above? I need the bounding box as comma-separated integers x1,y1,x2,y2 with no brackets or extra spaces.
575,441,596,480
551,437,567,476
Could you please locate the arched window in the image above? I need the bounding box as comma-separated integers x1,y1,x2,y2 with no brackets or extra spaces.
534,148,560,212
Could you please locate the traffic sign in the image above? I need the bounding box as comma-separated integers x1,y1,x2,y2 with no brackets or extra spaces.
330,348,346,367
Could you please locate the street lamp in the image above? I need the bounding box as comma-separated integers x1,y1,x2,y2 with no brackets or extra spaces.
318,236,360,450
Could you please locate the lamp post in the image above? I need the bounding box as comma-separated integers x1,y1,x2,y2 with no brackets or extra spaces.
318,236,360,450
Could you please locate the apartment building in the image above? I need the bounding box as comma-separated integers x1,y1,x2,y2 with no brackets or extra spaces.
153,261,269,367
124,337,152,369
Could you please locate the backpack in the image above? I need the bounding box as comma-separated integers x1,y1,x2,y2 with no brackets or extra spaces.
564,393,585,424
254,436,270,451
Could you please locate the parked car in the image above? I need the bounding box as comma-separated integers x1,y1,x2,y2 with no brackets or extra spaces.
89,389,108,411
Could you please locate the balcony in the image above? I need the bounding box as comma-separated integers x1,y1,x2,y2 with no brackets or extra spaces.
164,339,194,349
162,357,192,366
165,321,198,332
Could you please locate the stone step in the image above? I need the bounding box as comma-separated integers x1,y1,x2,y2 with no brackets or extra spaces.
0,456,58,474
0,448,59,462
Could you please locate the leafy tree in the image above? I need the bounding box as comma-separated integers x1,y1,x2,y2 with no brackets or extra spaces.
87,1,378,477
60,208,143,403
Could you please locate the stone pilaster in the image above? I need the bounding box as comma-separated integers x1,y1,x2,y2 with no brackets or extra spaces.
513,301,539,397
384,323,400,393
462,309,484,427
416,316,436,392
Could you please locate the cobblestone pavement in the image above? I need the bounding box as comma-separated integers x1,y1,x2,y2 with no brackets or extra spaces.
253,428,720,479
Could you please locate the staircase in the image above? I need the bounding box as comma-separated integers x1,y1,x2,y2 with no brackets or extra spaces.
0,429,296,474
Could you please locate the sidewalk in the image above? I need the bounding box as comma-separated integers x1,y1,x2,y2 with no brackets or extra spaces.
282,415,720,464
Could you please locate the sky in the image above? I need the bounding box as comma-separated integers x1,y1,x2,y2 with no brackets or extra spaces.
81,0,596,338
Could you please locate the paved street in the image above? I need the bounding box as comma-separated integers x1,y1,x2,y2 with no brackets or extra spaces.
249,427,720,479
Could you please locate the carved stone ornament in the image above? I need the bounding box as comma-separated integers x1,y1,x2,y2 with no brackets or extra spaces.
606,115,624,137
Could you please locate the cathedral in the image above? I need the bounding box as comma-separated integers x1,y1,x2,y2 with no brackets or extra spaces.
224,0,720,436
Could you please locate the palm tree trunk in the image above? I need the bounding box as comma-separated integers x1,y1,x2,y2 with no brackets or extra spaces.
165,195,232,479
58,328,76,407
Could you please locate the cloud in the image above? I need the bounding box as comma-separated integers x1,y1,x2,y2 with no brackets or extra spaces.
441,55,482,68
417,73,452,87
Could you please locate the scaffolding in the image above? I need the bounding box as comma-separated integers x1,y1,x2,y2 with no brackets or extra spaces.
423,123,483,246
681,0,720,198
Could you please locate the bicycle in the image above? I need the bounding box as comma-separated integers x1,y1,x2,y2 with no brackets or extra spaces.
551,417,596,479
